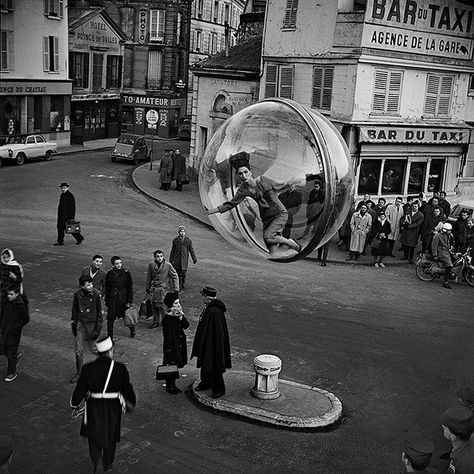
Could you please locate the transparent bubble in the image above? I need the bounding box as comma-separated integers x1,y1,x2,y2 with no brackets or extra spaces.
198,98,355,261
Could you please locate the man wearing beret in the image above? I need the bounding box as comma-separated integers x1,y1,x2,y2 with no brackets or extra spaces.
71,337,136,473
54,182,84,246
191,286,231,398
441,406,474,473
401,434,437,473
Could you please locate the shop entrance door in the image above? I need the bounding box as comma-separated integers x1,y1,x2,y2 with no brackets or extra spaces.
427,159,445,193
83,105,106,141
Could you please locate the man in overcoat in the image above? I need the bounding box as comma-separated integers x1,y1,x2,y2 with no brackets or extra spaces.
400,201,424,263
70,276,103,384
346,204,372,261
172,149,187,191
432,222,454,289
191,286,231,399
0,284,29,382
385,197,404,257
105,257,133,340
169,226,197,290
71,337,136,473
55,183,84,246
146,250,179,329
158,150,173,190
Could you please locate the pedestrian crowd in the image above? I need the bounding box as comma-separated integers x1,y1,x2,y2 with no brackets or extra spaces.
340,191,473,284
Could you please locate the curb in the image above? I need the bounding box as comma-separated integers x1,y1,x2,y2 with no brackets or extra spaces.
191,371,343,429
130,168,214,230
56,146,113,156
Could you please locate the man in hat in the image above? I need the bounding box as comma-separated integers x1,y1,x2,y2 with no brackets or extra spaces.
169,226,197,290
172,148,187,191
457,387,474,413
55,183,84,246
191,286,231,398
71,337,136,473
401,434,437,473
70,276,103,384
0,435,13,472
441,406,474,473
145,250,179,329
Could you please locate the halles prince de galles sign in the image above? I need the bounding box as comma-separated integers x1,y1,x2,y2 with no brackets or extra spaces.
363,0,474,60
359,126,470,144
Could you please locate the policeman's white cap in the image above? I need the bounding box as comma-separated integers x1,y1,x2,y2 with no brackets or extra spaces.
95,337,113,353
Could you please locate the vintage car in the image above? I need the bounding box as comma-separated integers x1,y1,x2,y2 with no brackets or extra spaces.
177,115,191,140
0,134,58,166
111,134,150,164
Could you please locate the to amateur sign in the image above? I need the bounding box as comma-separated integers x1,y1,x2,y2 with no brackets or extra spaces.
363,0,474,60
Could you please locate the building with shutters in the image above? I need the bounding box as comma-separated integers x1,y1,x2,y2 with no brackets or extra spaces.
68,7,127,143
0,0,72,146
75,0,192,138
188,0,246,114
260,0,474,201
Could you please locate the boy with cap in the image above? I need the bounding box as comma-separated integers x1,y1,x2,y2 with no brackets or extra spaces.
401,434,437,473
191,286,231,398
441,406,474,473
70,337,136,473
55,182,84,246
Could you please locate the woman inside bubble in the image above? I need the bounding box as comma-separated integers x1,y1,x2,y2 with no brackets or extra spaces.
206,151,304,255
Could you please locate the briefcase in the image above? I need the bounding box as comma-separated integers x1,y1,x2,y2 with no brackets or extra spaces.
66,220,81,234
156,364,179,381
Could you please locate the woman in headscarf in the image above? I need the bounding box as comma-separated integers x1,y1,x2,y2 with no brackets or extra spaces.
0,249,24,301
161,292,189,394
169,226,197,290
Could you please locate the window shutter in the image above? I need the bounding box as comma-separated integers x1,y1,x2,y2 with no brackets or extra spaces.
150,10,157,39
0,31,7,70
312,67,323,108
290,0,298,28
106,56,112,88
54,36,59,71
59,0,64,18
438,76,453,116
387,71,402,114
265,64,278,98
424,74,440,116
158,10,165,41
43,37,49,71
322,67,334,110
44,0,48,15
372,69,388,112
283,0,298,28
84,53,89,88
279,66,293,99
117,56,122,88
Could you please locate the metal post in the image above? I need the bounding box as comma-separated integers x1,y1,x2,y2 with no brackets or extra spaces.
149,128,154,171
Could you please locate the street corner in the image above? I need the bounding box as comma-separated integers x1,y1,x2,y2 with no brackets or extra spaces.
191,370,343,429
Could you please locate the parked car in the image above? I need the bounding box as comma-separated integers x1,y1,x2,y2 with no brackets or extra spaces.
449,200,474,222
177,115,191,140
111,134,150,164
0,134,57,166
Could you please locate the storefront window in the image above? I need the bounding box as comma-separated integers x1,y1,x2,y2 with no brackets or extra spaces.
358,159,381,195
51,96,64,131
381,159,405,195
427,159,444,193
0,97,21,135
407,162,426,194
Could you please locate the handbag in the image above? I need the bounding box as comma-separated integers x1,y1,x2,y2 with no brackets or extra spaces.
124,305,138,327
66,220,81,234
178,171,190,185
139,298,153,318
371,238,381,250
156,364,179,381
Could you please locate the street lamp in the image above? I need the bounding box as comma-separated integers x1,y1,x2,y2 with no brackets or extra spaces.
175,80,186,93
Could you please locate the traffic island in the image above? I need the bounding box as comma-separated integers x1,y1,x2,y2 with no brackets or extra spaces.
191,370,342,429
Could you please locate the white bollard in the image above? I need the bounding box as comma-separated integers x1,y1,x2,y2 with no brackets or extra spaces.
250,354,282,400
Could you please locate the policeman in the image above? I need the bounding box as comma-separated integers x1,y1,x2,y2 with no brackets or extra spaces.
70,337,136,473
441,406,474,473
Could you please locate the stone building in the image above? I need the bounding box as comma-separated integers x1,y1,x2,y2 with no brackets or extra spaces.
76,0,192,138
260,0,474,201
68,7,127,143
0,0,72,146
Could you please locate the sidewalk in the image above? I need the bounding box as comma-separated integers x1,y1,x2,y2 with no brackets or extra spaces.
57,139,413,266
131,163,413,266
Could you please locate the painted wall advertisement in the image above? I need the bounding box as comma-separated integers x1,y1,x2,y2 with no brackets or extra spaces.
363,0,474,60
71,15,121,53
